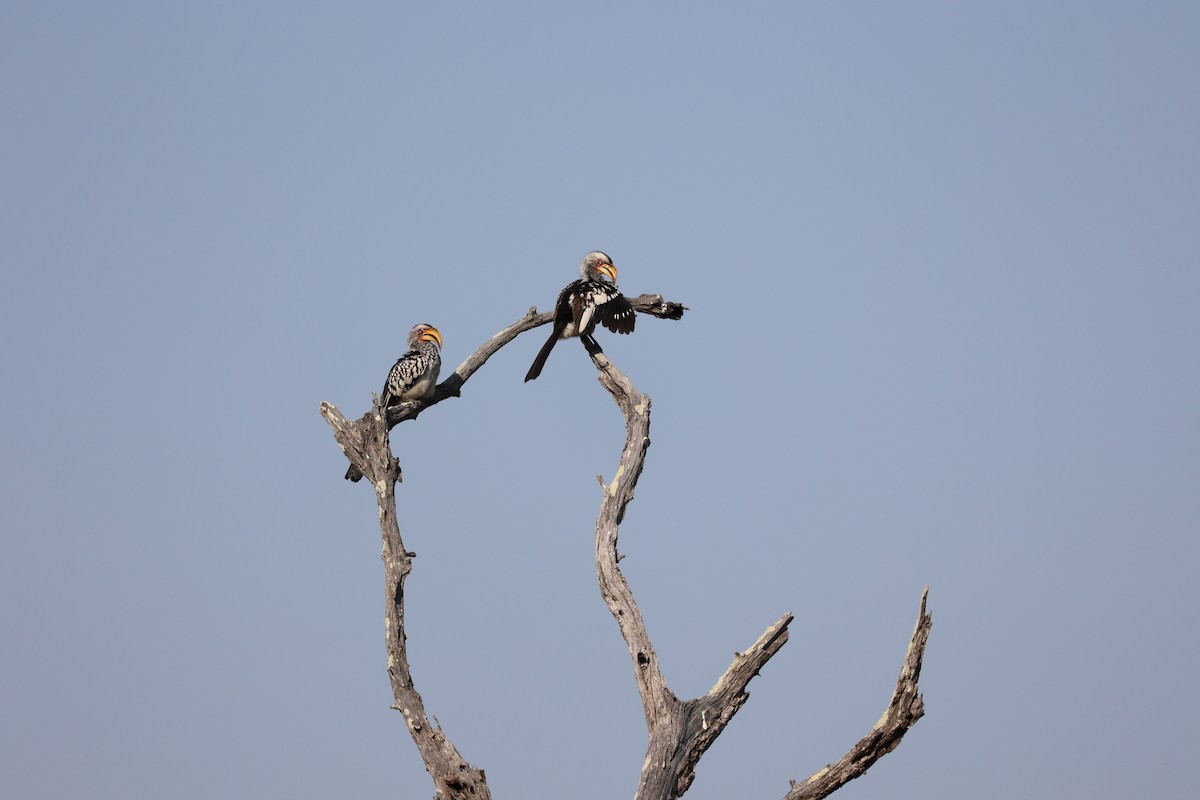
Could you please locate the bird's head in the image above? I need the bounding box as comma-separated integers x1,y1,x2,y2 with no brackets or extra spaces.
580,250,617,284
410,323,443,350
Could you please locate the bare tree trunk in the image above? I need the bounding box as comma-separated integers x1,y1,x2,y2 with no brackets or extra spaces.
321,292,931,800
318,296,684,799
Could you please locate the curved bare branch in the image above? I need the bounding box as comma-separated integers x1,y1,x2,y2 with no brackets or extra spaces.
785,588,932,800
320,398,491,800
388,293,687,428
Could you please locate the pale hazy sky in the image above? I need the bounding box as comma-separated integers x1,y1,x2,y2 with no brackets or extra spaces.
3,3,1198,798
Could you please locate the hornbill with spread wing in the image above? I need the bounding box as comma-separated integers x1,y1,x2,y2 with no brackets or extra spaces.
524,251,635,381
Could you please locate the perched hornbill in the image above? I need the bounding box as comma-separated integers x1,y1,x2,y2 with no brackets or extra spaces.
524,251,635,382
345,323,443,482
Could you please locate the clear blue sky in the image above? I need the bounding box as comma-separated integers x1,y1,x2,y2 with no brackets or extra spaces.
3,2,1197,798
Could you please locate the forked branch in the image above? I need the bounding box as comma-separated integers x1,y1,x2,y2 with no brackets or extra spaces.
589,351,793,800
588,351,931,800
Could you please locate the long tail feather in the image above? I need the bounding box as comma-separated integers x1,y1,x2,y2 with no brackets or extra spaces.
525,330,561,381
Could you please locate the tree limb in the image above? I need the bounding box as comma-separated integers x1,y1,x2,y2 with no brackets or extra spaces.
589,351,792,800
319,397,491,800
784,588,933,800
388,293,687,428
589,352,931,799
320,291,686,798
331,295,687,479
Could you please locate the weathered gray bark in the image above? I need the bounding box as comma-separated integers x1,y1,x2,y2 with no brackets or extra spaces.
588,350,793,799
784,588,932,800
320,295,684,799
321,397,491,800
321,292,931,800
587,352,932,800
384,295,687,431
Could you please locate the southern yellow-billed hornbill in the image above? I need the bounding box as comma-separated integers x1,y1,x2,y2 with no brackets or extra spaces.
524,251,635,381
345,323,443,482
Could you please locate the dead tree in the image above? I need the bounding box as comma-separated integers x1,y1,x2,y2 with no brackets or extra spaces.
320,295,931,800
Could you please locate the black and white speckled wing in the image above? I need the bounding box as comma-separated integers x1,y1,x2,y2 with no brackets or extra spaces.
525,278,636,381
380,344,441,407
591,289,635,335
565,280,635,336
345,327,442,482
345,346,439,482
